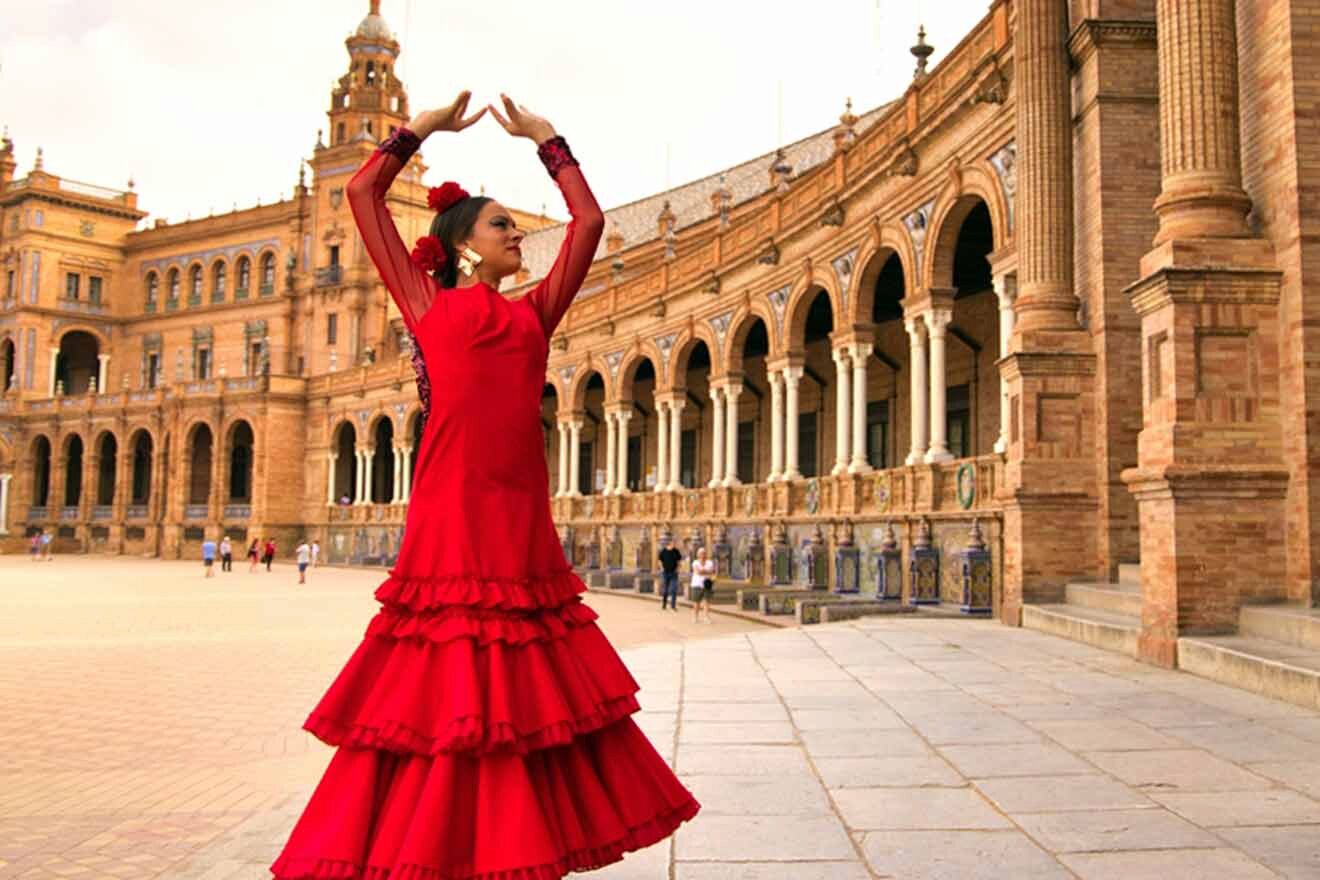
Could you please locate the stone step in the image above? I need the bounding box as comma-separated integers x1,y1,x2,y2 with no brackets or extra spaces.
1021,603,1139,658
1239,603,1320,651
1065,582,1142,617
1118,563,1141,586
1178,634,1320,711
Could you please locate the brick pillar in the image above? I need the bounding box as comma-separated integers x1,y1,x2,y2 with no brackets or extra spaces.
998,0,1100,626
1123,0,1288,668
1151,0,1251,246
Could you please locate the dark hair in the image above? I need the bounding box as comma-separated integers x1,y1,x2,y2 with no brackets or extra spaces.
429,196,493,288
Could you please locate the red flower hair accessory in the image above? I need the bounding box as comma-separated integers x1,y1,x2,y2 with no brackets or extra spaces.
428,181,469,214
410,235,447,274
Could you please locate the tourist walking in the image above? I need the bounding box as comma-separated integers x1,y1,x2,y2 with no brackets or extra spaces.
40,530,53,561
247,539,261,573
201,537,217,578
220,536,233,572
295,540,312,584
310,540,320,568
691,547,716,624
29,532,40,561
263,538,276,572
272,91,697,880
657,537,681,611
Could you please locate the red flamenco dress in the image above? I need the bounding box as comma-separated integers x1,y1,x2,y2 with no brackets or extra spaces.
270,129,699,879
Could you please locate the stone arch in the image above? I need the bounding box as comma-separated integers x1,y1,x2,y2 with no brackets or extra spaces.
370,415,395,503
723,302,779,373
30,434,53,507
0,333,15,392
924,166,1007,291
234,253,254,293
617,345,662,402
144,270,160,309
331,419,358,503
128,427,154,505
853,223,918,326
665,324,721,390
568,360,613,411
210,257,229,301
62,432,84,507
185,421,214,507
94,429,118,506
187,261,204,303
784,271,842,354
258,249,278,291
164,264,183,303
225,419,255,503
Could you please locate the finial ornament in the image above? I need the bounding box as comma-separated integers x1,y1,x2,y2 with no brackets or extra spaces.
911,25,934,79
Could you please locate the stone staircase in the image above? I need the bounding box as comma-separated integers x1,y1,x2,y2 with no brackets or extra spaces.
1022,564,1320,710
1020,564,1142,657
1180,604,1320,710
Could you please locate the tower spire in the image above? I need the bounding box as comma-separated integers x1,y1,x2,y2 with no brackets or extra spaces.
370,0,380,14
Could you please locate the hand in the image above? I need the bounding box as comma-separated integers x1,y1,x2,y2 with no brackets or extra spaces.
406,90,486,139
489,93,557,144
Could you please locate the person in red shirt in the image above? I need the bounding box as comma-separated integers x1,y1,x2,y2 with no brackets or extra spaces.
262,538,276,572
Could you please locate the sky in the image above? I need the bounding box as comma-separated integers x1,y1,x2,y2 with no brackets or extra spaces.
1,1,992,227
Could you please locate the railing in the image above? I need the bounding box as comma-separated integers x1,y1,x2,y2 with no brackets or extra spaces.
59,178,126,200
126,505,148,519
165,298,179,312
7,178,28,191
259,283,274,297
235,287,250,301
223,504,252,519
144,300,157,314
315,265,343,287
58,298,110,315
28,506,48,520
92,506,113,520
60,506,79,521
184,504,208,520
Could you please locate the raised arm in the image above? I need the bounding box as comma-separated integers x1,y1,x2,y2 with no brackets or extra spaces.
524,137,605,338
345,129,436,332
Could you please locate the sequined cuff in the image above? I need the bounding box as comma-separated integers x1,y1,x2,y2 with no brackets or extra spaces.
381,128,422,162
537,136,578,178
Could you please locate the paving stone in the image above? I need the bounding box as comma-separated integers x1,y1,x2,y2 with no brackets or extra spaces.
1217,826,1320,879
1151,789,1320,827
675,862,870,880
972,775,1153,813
798,728,934,758
1246,761,1320,798
859,830,1070,880
1028,718,1183,752
677,722,796,745
675,745,811,777
1058,848,1280,879
832,787,1011,830
680,703,788,722
815,755,963,788
1157,722,1319,763
673,815,855,861
1012,807,1220,852
905,712,1042,746
1083,748,1274,792
679,775,832,815
788,707,907,730
938,742,1096,778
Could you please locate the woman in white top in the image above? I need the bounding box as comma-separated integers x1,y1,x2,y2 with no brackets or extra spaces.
690,546,717,624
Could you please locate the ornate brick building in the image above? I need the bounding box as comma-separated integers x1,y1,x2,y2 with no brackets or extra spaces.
2,1,1316,683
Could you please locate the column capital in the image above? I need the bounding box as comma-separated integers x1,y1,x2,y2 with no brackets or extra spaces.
710,374,744,393
923,309,953,335
652,389,686,407
846,341,872,362
904,316,928,338
993,273,1018,306
615,408,632,423
781,364,805,382
765,354,805,374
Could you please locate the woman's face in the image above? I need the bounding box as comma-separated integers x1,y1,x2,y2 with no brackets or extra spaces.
461,200,525,279
697,548,707,559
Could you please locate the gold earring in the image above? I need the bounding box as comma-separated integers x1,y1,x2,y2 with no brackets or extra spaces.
457,246,483,277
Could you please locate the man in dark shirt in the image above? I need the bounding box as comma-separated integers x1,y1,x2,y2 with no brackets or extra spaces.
657,539,682,611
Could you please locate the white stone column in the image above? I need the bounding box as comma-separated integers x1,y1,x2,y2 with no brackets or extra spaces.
326,452,337,505
993,275,1017,454
668,399,686,490
0,473,10,534
392,446,403,503
603,411,618,496
97,354,109,395
48,347,59,397
707,386,725,488
723,381,742,487
905,318,929,465
555,421,569,497
616,410,632,494
783,366,804,480
569,419,583,497
768,371,784,482
654,402,669,492
362,446,377,503
925,309,954,463
831,347,852,475
401,446,414,501
849,343,871,473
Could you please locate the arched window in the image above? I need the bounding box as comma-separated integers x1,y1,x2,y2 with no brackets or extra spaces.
259,253,276,295
166,269,180,310
145,272,159,311
366,61,376,85
236,256,251,298
212,261,226,301
189,265,203,304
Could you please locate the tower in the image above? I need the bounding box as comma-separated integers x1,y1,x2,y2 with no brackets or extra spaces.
326,1,411,150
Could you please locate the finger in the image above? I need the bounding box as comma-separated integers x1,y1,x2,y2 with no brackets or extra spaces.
489,105,512,129
457,106,487,130
501,93,519,119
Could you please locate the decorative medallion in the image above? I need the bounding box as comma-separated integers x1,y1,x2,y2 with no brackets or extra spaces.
831,247,858,312
989,140,1017,232
874,471,892,512
603,350,624,382
742,486,757,516
685,491,700,516
805,477,821,515
655,332,678,372
356,409,370,427
766,285,791,337
956,462,976,510
79,221,95,238
584,495,595,518
709,312,733,353
558,364,577,386
902,200,936,284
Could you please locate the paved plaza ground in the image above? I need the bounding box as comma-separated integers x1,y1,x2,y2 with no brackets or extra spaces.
1,557,1319,879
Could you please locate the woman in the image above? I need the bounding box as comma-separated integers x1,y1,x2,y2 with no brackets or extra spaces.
247,538,261,573
271,92,698,880
691,546,717,624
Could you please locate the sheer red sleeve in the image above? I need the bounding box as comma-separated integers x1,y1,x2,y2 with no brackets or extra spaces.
524,137,606,338
346,128,436,332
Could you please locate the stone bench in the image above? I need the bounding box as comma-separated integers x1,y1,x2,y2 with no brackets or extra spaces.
817,600,918,624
